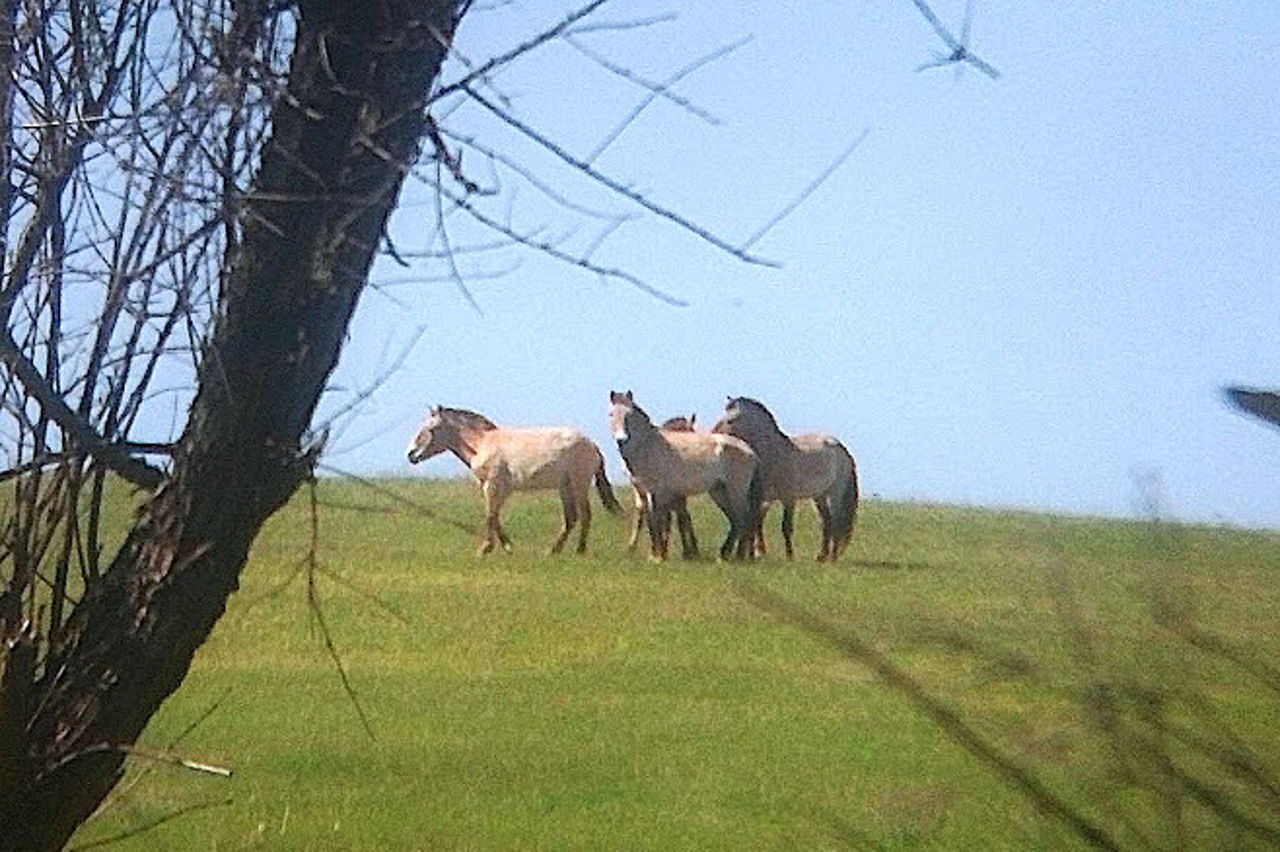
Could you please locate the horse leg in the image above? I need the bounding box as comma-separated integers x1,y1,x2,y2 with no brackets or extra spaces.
814,496,833,562
706,483,742,561
575,490,593,554
629,487,647,552
647,494,673,561
754,502,770,558
675,498,700,559
479,479,503,555
781,500,796,560
549,481,578,554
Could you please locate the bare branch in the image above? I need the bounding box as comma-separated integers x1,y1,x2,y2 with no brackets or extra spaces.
738,583,1122,852
564,13,679,36
565,35,724,130
741,127,870,250
68,798,234,852
463,85,779,268
438,181,688,306
430,0,615,104
305,478,375,742
904,0,1001,79
0,328,164,488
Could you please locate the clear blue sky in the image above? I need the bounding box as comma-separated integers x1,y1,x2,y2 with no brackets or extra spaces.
320,2,1280,529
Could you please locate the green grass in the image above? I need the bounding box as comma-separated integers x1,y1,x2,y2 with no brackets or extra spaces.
66,480,1280,850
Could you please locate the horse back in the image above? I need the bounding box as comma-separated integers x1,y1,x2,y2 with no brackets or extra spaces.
635,431,755,495
473,427,599,490
787,432,851,494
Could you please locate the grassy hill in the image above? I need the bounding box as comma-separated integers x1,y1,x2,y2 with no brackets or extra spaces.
69,479,1280,850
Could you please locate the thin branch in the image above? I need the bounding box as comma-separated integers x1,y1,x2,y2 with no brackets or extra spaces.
741,126,869,250
68,798,234,852
583,35,748,165
439,182,688,306
440,127,633,221
0,328,164,488
738,583,1122,852
305,478,375,741
565,13,679,36
462,84,779,268
316,463,479,536
430,0,615,104
565,34,723,130
432,157,483,313
904,0,1001,80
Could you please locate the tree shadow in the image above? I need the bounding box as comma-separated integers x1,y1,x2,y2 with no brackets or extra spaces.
848,558,936,572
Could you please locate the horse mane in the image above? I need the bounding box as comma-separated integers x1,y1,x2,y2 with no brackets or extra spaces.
726,396,782,432
439,406,497,432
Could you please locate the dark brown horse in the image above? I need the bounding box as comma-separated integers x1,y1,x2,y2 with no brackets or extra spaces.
609,391,760,561
712,397,858,561
629,414,700,558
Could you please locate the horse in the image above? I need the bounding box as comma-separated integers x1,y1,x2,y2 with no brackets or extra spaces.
712,397,858,562
629,413,700,558
608,391,760,561
406,406,623,555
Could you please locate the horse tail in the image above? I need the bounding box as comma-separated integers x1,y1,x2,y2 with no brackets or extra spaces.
594,456,624,515
830,446,859,558
747,458,766,533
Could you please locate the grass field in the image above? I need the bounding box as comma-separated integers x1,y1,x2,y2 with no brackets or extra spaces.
67,479,1280,850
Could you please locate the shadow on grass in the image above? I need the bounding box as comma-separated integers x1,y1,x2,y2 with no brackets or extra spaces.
847,558,936,572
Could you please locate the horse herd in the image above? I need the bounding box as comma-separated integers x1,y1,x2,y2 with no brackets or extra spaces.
405,392,859,563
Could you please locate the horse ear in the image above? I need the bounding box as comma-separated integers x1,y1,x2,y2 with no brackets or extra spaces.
625,390,634,402
609,390,622,403
689,413,697,427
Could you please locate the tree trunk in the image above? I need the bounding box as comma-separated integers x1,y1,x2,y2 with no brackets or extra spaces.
0,2,463,847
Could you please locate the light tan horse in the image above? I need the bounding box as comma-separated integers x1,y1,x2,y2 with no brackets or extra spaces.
609,391,760,561
629,414,700,558
712,397,858,562
407,406,623,555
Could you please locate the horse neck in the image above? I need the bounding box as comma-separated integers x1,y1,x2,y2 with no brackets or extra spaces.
618,417,660,465
442,423,487,466
734,418,794,455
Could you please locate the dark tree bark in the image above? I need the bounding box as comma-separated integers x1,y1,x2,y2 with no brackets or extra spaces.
0,2,465,847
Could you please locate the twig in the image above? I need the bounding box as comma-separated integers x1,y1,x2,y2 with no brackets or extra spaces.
315,463,479,536
68,798,234,851
565,35,724,130
583,35,749,165
737,583,1122,852
432,157,484,313
565,13,678,36
463,84,780,268
431,0,616,104
741,127,869,250
436,179,688,306
304,479,375,741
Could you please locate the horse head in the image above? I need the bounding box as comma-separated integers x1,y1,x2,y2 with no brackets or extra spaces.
660,413,697,432
714,396,780,436
608,389,652,443
407,407,450,463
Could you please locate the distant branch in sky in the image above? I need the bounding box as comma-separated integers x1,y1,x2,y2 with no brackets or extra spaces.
742,127,871,251
906,0,1002,80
